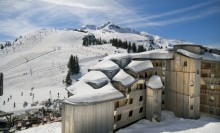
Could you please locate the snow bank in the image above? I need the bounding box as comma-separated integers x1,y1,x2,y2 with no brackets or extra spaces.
16,122,61,133
125,60,153,73
177,49,202,59
117,111,220,133
146,75,163,89
65,81,124,104
112,69,136,87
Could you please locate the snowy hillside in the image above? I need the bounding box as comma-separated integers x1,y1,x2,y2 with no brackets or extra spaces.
0,22,190,113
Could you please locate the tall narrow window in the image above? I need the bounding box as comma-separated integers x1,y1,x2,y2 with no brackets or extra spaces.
128,110,133,117
114,114,121,122
129,98,133,104
190,105,193,110
139,96,143,102
184,61,187,66
139,107,143,113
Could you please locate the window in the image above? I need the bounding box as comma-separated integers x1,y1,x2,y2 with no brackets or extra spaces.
162,100,164,104
128,87,131,93
190,105,193,110
139,107,143,113
184,61,187,66
190,81,194,86
128,110,133,117
155,71,157,75
129,98,133,104
139,96,143,102
115,101,119,109
197,70,200,75
155,63,158,67
210,96,214,102
114,114,121,122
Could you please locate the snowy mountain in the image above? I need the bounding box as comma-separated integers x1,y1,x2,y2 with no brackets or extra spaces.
0,22,190,113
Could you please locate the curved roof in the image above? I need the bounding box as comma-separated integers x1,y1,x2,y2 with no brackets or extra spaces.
146,75,163,89
79,71,109,84
125,60,153,73
177,49,202,59
112,69,136,87
65,81,124,104
202,52,220,62
132,49,173,59
89,60,119,71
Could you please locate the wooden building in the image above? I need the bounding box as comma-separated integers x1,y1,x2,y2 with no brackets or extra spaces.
63,44,220,133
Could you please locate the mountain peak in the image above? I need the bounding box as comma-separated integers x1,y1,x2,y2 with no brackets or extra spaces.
80,24,97,30
97,22,140,34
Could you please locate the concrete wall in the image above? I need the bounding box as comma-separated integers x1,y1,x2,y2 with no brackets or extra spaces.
146,87,162,122
62,101,114,133
165,53,201,119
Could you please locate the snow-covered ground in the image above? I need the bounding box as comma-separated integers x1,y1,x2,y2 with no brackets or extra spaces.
0,28,126,113
16,111,220,133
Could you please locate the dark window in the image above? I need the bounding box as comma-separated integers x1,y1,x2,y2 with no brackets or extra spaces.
162,91,165,95
139,96,143,102
184,61,187,66
139,107,143,113
128,110,133,117
155,62,158,66
129,98,133,104
128,87,131,93
162,100,164,104
155,71,157,75
114,114,121,122
197,70,200,75
190,105,193,110
115,101,119,109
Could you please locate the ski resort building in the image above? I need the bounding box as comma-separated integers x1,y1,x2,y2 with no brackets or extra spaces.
62,44,220,133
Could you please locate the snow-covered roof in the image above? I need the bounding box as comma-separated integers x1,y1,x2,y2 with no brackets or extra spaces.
177,49,202,59
79,71,109,83
131,49,173,59
112,69,136,87
202,52,220,62
103,53,130,61
125,60,153,73
65,81,124,104
146,75,163,89
89,60,119,71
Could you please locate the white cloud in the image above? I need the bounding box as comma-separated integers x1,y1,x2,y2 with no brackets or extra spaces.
0,0,136,39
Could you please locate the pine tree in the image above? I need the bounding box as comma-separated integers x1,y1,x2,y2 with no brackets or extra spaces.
0,44,3,50
127,43,131,53
132,43,137,53
65,71,72,86
67,55,74,74
137,45,146,53
75,56,80,74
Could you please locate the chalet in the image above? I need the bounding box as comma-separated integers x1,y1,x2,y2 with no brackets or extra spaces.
62,44,220,133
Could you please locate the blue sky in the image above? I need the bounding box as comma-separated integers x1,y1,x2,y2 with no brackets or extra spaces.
0,0,220,47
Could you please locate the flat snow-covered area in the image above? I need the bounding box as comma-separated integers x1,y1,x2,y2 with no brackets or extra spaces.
117,111,220,133
17,111,220,133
